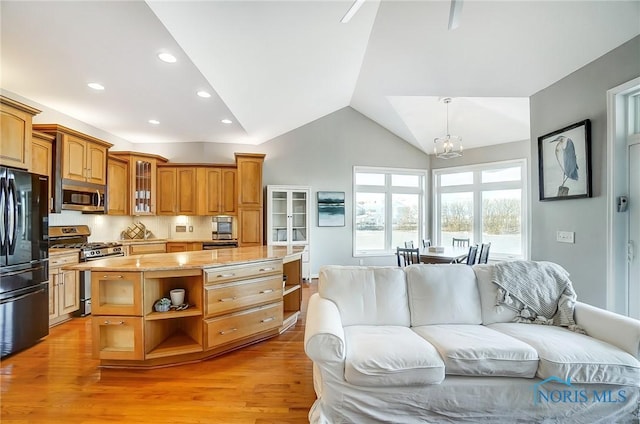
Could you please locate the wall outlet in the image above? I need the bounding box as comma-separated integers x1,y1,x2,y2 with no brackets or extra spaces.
188,226,193,232
556,231,575,243
175,225,187,233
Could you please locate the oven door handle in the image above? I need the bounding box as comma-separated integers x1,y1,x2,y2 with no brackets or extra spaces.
95,189,101,209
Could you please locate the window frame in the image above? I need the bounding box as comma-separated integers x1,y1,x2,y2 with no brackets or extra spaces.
353,166,428,257
432,159,529,261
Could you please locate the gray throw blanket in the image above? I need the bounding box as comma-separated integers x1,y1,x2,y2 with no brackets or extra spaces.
492,261,584,333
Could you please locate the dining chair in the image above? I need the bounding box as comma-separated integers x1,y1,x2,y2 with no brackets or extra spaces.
452,237,470,247
452,244,478,265
404,241,415,248
396,247,421,267
422,239,432,248
477,242,491,264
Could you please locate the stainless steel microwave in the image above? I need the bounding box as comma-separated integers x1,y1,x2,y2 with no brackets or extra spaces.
61,187,104,212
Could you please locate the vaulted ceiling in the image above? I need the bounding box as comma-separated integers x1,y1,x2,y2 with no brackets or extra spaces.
1,1,638,154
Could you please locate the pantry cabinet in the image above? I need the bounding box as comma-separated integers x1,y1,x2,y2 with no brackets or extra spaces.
1,96,40,170
235,153,265,246
109,152,168,215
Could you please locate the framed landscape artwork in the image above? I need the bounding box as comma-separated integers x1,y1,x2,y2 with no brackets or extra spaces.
538,119,592,201
317,191,345,227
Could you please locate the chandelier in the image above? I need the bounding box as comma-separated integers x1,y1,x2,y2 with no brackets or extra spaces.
433,97,463,159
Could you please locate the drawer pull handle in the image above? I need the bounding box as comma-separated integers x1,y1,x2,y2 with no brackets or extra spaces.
103,320,125,325
261,317,275,323
219,328,237,335
103,275,123,279
217,273,235,278
259,267,276,272
260,289,274,294
219,297,237,302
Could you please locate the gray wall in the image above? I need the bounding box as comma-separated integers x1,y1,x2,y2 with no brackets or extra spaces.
529,36,640,308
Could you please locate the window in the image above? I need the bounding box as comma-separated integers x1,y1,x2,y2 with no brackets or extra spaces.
433,160,528,260
354,167,427,256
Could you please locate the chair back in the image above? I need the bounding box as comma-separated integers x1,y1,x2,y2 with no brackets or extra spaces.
404,241,414,248
465,244,479,265
477,242,491,264
422,239,432,248
452,237,470,247
396,247,421,267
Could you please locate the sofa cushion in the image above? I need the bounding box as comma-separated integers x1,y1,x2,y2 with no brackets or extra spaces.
473,264,518,325
319,266,410,326
490,323,640,386
344,326,445,387
412,324,539,377
406,264,482,325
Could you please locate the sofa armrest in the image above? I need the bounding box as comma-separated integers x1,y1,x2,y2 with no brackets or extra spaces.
304,293,346,363
574,301,640,358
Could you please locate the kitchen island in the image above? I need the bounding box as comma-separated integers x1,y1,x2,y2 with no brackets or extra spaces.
69,246,304,368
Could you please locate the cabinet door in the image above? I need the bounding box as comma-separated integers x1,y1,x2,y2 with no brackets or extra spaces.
0,103,31,169
63,135,87,182
204,303,282,350
92,316,144,360
236,156,263,207
197,167,221,215
221,168,237,214
31,133,53,210
176,168,197,214
166,242,188,253
59,270,79,315
92,272,143,316
157,167,176,215
108,158,128,215
86,142,107,185
238,207,263,246
48,275,59,320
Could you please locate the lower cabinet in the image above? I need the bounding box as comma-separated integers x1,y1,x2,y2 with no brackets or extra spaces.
125,242,167,255
166,242,203,253
48,251,80,326
92,316,144,361
205,303,283,349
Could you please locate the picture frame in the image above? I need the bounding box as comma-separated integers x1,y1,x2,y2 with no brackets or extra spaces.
538,119,592,201
317,191,345,227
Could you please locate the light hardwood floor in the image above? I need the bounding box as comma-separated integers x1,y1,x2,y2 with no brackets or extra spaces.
1,284,318,424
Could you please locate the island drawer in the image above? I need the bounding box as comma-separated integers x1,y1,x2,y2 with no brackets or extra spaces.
204,275,282,316
204,302,283,349
204,260,282,285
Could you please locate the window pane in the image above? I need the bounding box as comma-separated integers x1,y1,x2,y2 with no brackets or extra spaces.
392,194,419,248
482,189,522,256
355,192,385,251
481,167,521,183
392,174,419,187
440,172,473,187
355,173,385,186
440,192,473,246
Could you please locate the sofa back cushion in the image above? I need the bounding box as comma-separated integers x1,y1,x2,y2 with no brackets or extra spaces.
406,264,482,325
473,264,518,324
319,266,410,326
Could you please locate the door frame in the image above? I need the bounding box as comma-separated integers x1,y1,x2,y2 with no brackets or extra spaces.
606,76,640,314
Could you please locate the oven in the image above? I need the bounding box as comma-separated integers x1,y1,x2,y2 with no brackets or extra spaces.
212,216,234,240
203,241,238,250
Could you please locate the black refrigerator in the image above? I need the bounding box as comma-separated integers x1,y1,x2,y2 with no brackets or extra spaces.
0,166,49,358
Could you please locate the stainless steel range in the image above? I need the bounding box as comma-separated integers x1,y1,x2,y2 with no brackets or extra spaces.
49,225,125,316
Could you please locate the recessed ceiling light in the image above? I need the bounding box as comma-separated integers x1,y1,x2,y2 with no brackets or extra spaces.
158,53,177,63
87,82,105,90
221,119,232,124
148,119,160,125
197,90,211,98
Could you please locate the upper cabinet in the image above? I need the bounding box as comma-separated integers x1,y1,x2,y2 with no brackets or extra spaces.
107,155,129,216
1,96,41,170
236,153,265,246
157,165,197,215
31,130,54,211
196,166,236,216
109,152,168,216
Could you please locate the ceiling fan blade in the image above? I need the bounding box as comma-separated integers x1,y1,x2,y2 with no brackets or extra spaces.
448,0,464,30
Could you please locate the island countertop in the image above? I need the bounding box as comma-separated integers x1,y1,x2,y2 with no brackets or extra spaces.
67,245,305,272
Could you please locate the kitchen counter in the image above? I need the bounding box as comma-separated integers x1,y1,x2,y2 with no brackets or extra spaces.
67,245,304,272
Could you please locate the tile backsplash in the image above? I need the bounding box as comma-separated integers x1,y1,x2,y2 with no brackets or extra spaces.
49,211,215,241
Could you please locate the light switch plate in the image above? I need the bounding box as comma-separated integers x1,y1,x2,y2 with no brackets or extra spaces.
556,231,575,243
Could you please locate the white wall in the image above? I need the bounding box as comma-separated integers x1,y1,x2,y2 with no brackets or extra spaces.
529,35,640,308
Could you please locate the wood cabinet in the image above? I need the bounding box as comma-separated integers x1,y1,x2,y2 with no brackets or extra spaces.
1,96,40,170
126,242,167,256
157,165,197,215
281,256,303,332
107,155,129,215
196,167,236,215
31,130,54,211
48,251,80,326
109,152,168,215
166,242,203,253
236,153,265,246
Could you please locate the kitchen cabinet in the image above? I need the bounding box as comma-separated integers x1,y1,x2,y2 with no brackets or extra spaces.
266,185,311,280
48,250,80,326
31,130,54,211
1,96,40,170
107,155,129,215
109,152,168,215
157,165,197,215
166,242,203,253
196,167,236,215
126,242,167,255
235,153,265,246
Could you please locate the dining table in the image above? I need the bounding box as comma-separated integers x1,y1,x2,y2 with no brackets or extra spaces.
419,246,469,264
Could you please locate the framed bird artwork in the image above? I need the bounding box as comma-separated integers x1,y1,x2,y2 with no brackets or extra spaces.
538,119,592,201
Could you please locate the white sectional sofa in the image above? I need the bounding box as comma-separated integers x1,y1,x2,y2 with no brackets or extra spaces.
304,264,640,423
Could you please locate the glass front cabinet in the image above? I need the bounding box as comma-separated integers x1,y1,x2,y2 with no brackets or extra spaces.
266,185,311,280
